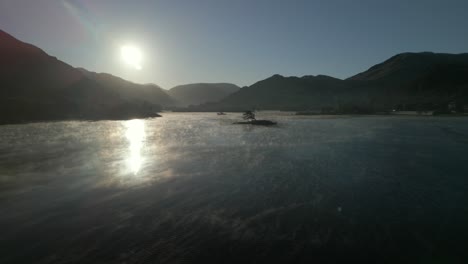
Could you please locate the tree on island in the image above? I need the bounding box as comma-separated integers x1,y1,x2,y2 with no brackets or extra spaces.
243,111,256,121
234,110,276,126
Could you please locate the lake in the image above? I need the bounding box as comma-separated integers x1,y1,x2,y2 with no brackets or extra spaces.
1,113,468,263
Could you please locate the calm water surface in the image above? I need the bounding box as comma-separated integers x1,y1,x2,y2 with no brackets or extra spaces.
1,113,468,263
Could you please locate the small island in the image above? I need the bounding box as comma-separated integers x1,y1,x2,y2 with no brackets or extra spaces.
233,111,277,126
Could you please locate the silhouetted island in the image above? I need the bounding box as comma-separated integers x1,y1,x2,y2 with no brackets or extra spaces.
233,111,277,126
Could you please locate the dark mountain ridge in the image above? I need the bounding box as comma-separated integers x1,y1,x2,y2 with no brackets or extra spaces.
0,30,172,124
77,68,174,106
348,52,468,83
2,28,468,120
187,53,468,112
222,74,347,109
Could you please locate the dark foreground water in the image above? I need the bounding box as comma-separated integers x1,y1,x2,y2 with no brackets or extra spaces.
1,113,468,263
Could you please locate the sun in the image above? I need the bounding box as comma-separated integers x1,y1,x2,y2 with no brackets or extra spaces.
120,45,143,70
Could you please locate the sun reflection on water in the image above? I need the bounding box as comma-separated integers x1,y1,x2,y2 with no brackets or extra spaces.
125,119,145,174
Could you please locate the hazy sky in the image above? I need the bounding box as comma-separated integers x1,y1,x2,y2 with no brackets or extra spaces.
1,0,467,88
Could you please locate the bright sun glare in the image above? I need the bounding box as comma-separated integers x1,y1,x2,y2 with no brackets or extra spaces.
120,45,143,70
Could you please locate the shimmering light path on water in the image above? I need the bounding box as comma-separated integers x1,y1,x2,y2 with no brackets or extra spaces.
1,113,468,263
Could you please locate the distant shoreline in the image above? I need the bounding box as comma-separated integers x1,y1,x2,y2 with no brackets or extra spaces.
2,111,467,126
0,115,162,126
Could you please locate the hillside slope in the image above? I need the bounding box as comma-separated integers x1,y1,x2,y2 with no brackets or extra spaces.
0,30,172,124
187,53,468,112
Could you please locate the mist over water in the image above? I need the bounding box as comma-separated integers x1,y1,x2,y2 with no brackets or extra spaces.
1,113,468,263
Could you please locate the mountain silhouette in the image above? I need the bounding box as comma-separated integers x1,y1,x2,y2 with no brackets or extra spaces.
168,83,240,107
220,74,347,110
347,52,468,110
77,68,174,106
188,53,468,112
348,52,468,83
0,30,172,124
2,28,468,121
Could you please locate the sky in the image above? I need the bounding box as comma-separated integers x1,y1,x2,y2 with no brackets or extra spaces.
1,0,468,89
